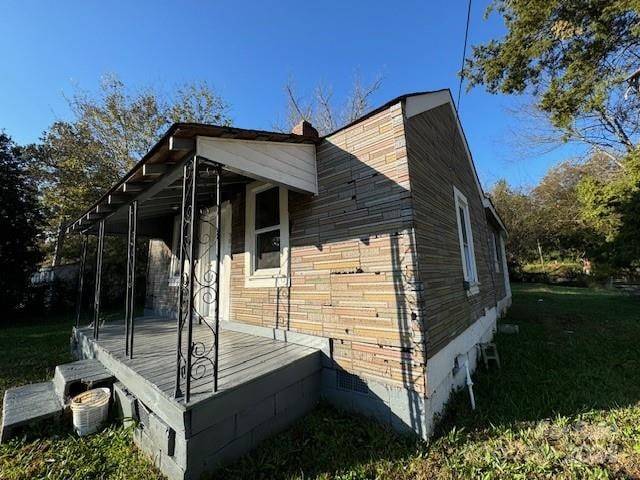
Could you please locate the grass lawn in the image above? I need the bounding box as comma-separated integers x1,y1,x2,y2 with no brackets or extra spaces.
0,313,161,479
2,284,640,479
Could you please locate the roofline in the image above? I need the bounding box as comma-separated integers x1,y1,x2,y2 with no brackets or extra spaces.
322,89,449,139
67,123,317,232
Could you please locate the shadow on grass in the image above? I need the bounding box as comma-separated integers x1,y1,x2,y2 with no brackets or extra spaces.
211,403,424,480
214,283,640,480
440,282,640,430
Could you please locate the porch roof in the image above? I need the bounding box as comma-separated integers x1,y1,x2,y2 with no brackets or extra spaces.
67,123,319,235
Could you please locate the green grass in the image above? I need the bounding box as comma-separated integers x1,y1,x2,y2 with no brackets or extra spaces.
216,284,640,479
0,313,161,480
2,285,640,479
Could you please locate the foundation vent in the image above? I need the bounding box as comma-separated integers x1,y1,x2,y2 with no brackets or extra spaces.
336,370,369,395
135,400,151,428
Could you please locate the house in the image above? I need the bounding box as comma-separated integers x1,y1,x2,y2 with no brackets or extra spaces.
42,90,511,479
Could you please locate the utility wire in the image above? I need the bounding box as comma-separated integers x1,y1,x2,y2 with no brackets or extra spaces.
457,0,473,110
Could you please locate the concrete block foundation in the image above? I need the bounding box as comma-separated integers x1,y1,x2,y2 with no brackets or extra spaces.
130,369,320,480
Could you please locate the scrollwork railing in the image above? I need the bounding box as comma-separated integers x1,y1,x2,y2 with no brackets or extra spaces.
174,156,223,402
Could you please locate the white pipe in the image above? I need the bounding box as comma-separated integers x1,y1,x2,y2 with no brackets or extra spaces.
464,358,476,410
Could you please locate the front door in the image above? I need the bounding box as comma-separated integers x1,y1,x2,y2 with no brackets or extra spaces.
195,201,232,322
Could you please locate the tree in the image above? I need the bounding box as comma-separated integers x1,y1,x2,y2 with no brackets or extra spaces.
578,147,640,267
465,0,640,156
488,179,541,265
64,74,231,177
0,133,44,312
532,155,616,258
36,75,232,262
282,72,383,135
469,1,640,269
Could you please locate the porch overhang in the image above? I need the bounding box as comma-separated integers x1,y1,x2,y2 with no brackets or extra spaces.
67,123,319,235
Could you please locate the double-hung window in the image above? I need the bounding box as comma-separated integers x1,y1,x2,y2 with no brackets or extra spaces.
491,231,501,272
245,182,289,287
453,186,478,293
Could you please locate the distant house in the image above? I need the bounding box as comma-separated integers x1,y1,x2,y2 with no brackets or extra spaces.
62,89,510,479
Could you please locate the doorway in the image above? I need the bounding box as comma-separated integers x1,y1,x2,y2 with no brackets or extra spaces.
194,201,232,322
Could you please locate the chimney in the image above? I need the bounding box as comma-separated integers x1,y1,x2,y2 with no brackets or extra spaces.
292,120,319,138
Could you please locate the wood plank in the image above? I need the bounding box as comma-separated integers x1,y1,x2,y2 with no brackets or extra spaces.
143,164,170,176
82,317,321,413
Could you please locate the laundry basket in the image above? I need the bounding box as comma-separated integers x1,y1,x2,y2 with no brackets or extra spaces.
70,387,111,436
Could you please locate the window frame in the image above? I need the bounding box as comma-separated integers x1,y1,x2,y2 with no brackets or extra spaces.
490,230,501,273
244,181,290,288
453,186,479,294
493,231,502,272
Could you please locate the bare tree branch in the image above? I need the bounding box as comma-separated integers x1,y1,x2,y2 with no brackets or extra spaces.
280,72,384,135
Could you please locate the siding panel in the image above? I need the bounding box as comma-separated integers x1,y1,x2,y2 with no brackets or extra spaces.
405,104,500,358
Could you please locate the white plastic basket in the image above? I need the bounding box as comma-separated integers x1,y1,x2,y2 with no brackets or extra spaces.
70,387,111,436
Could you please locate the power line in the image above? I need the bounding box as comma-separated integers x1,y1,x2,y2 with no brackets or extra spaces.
457,0,473,110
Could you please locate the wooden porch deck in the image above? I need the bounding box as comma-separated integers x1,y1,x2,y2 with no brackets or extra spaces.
75,316,318,408
73,316,323,479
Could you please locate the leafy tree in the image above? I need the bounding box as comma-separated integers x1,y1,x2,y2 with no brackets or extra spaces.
36,75,232,262
470,1,640,270
578,147,640,267
465,0,640,155
532,155,616,258
0,133,44,311
488,179,541,265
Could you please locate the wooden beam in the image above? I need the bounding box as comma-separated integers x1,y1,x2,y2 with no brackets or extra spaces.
75,154,191,234
142,164,170,176
95,204,115,214
121,182,144,193
169,136,195,152
108,194,126,205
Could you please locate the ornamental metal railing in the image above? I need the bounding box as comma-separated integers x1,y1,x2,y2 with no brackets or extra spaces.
74,154,223,404
174,156,223,403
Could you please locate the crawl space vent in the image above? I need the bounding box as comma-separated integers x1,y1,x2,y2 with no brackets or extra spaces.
336,370,369,394
135,400,151,428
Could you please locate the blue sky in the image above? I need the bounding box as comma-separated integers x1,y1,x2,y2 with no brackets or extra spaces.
1,0,578,189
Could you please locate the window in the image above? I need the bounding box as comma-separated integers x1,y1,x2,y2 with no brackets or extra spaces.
491,231,501,272
245,182,289,287
453,186,478,293
254,187,281,270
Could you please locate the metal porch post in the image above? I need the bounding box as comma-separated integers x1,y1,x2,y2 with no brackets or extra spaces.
93,220,105,340
184,158,198,403
213,164,222,392
125,200,138,358
75,234,88,328
174,156,199,400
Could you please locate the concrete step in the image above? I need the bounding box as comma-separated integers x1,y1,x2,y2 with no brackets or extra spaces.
1,381,63,442
53,358,114,404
